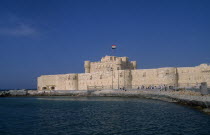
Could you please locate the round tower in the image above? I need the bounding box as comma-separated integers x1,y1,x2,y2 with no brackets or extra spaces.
84,61,90,73
131,61,137,69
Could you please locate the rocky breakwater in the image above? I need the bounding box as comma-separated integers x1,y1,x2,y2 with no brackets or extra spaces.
0,90,28,97
1,89,210,113
92,89,210,113
0,89,88,97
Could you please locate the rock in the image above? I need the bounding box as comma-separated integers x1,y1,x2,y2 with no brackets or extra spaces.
203,108,210,113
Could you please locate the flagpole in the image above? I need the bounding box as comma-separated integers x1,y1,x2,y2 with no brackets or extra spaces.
111,45,117,56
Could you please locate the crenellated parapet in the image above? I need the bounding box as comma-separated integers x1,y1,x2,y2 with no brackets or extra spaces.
37,56,210,90
86,56,137,73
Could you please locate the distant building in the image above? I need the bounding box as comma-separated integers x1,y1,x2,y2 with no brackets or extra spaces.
37,56,210,90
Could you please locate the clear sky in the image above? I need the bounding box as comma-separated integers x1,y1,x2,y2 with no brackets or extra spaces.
0,0,210,89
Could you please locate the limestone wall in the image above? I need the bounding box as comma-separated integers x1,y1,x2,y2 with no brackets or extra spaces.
37,56,210,90
37,75,57,90
86,56,137,73
131,67,178,88
177,64,210,87
78,71,113,90
77,70,132,90
38,74,79,90
55,75,69,90
65,74,78,90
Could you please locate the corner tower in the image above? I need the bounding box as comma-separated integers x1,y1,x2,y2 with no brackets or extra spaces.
84,61,90,73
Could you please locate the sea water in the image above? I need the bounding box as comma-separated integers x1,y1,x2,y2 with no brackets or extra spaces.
0,97,210,135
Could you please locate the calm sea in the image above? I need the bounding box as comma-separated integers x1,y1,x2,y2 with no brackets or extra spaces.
0,97,210,135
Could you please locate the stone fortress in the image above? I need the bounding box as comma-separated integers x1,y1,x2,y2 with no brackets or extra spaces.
38,56,210,90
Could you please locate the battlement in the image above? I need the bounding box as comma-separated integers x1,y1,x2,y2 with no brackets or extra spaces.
84,56,137,73
38,56,210,90
101,56,127,62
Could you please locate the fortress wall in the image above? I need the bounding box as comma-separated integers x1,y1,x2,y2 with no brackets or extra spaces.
77,70,134,90
38,74,79,90
37,75,57,90
90,62,115,73
38,66,209,90
177,67,200,87
197,64,210,87
65,74,78,90
38,56,210,90
177,64,210,87
131,67,178,87
131,69,159,87
55,74,67,90
201,74,210,88
79,70,133,90
158,67,178,86
115,70,132,89
78,71,113,90
78,73,88,90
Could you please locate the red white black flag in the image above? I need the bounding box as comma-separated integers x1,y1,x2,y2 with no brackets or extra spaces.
112,45,117,49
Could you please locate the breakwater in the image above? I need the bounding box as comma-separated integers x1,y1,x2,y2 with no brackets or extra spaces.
1,89,210,113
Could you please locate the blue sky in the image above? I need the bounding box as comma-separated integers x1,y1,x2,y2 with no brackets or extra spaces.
0,0,210,89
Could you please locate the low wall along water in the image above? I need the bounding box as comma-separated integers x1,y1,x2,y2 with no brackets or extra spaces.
0,83,210,114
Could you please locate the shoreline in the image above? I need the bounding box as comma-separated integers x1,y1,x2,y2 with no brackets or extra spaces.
1,89,210,114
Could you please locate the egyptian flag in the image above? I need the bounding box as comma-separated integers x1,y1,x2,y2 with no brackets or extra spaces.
112,45,117,49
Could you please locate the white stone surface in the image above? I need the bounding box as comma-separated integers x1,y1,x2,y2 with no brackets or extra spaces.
37,56,210,90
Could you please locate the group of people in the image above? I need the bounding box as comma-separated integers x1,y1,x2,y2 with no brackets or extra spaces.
136,85,174,90
117,85,175,91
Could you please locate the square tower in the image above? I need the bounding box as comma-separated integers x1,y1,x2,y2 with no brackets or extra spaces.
84,56,137,73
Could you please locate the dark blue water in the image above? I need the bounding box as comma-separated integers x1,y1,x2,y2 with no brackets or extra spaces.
0,97,210,135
